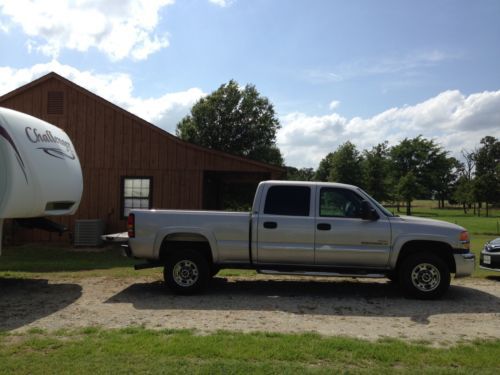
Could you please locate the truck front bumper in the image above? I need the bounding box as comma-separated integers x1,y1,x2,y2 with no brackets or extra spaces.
454,252,475,278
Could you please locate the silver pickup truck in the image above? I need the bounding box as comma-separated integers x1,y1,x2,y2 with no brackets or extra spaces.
127,180,475,299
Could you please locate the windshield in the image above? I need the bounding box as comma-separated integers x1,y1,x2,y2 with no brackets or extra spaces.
356,188,395,217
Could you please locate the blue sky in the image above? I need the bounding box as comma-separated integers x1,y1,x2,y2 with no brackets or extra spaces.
1,0,499,167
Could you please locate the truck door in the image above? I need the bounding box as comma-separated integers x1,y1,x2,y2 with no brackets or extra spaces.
256,185,315,265
314,186,391,267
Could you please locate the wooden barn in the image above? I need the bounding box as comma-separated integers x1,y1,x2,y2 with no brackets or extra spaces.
0,72,283,245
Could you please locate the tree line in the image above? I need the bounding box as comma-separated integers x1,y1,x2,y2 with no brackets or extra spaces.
176,80,499,216
287,136,500,216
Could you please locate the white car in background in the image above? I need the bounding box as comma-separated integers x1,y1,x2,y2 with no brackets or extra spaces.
480,238,500,271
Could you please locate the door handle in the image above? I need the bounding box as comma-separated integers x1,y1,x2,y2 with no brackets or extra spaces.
263,221,278,229
317,223,331,231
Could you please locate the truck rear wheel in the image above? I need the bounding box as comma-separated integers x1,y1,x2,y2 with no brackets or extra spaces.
210,265,221,277
386,271,398,283
164,250,209,295
398,252,450,299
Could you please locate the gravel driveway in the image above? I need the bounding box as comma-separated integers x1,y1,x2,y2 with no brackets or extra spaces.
1,275,499,344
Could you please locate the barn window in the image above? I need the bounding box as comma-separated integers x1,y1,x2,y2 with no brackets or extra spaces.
47,91,64,115
121,177,152,218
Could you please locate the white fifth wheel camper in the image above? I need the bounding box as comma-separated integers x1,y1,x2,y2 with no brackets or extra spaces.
0,107,83,254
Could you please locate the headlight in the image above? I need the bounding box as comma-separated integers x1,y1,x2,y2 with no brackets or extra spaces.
484,242,500,253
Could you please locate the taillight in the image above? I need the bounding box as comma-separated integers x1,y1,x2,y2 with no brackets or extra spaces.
459,231,470,249
127,213,135,238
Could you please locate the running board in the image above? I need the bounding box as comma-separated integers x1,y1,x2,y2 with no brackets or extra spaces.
134,260,163,270
257,269,386,278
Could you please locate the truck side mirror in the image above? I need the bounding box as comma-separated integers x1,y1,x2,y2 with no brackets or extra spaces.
361,200,379,221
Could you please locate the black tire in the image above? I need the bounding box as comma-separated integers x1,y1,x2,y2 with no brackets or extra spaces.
164,250,209,295
398,252,450,300
210,265,221,277
386,271,399,283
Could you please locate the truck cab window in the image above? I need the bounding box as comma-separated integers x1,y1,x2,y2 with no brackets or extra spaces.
264,186,310,216
320,188,363,218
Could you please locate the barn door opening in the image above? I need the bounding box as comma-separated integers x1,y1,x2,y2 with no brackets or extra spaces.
202,171,270,211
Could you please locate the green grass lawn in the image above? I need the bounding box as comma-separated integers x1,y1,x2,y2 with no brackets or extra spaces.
0,245,150,279
410,200,500,235
0,327,499,374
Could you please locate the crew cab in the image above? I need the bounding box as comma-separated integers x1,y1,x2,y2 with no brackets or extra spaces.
127,181,475,299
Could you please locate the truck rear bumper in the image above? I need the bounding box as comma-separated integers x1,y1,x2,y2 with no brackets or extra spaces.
454,252,475,278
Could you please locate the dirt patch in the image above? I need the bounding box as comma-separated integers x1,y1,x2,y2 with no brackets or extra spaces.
1,275,499,344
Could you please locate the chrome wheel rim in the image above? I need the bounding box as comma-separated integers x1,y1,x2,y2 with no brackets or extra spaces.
411,263,440,292
173,260,199,287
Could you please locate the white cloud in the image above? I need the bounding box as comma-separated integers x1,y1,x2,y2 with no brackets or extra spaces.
0,0,174,61
303,49,460,84
328,100,340,110
209,0,234,7
0,61,205,133
278,90,500,168
0,17,7,32
303,69,342,84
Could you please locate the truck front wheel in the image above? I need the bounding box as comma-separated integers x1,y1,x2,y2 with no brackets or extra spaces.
398,252,450,299
164,250,209,295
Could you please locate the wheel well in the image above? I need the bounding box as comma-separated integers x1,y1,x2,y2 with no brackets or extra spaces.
159,233,213,265
396,240,456,273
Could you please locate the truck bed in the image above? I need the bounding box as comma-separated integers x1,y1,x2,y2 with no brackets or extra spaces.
130,210,251,263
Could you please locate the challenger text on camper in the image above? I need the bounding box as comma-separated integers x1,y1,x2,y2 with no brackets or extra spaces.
25,127,72,153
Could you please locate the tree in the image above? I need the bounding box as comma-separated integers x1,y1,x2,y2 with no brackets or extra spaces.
315,152,334,181
473,136,500,216
460,149,476,182
431,155,461,208
453,176,475,214
286,167,315,181
362,142,392,202
176,80,283,165
397,172,420,216
453,149,476,214
390,136,450,215
325,141,364,186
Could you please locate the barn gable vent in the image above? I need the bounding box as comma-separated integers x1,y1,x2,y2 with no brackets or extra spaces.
47,91,64,115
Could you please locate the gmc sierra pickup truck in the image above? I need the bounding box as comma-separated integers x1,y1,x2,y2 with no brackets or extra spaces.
127,181,475,299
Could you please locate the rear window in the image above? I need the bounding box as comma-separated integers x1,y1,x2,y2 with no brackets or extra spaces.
263,186,310,216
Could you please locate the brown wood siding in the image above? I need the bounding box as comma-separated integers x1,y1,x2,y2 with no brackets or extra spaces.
0,73,284,243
